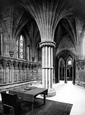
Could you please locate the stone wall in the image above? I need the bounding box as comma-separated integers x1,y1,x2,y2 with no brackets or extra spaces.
75,60,85,87
0,56,42,86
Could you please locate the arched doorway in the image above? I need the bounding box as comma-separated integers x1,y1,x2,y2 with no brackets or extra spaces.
58,58,65,82
55,50,76,84
66,57,73,81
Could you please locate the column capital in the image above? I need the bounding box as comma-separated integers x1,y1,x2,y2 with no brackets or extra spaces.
18,62,22,69
22,62,27,69
39,41,56,48
13,61,18,68
1,59,8,68
8,60,13,69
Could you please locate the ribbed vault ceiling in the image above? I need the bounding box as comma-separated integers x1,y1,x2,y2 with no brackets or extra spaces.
54,17,76,49
0,0,85,48
0,0,85,21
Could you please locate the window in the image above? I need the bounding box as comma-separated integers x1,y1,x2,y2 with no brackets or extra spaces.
16,39,19,58
17,35,25,59
27,46,29,61
68,60,72,65
20,35,24,59
0,33,3,55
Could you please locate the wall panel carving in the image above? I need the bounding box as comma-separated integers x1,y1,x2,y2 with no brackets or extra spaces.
0,56,42,86
76,60,85,86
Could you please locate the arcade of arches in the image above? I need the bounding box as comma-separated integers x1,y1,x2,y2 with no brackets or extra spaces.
55,50,75,85
0,0,85,96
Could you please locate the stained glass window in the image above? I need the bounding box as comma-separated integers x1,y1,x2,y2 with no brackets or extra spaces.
16,39,18,58
17,35,26,59
20,35,24,59
0,33,3,55
27,46,29,61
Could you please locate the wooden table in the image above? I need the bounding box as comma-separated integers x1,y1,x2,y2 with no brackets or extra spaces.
9,86,48,115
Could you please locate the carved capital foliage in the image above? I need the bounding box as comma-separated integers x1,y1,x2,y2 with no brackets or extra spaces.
33,63,37,69
0,60,3,66
26,63,29,68
25,63,27,68
8,60,13,68
18,62,22,69
13,61,18,68
1,59,8,68
22,62,27,69
22,62,24,69
24,63,27,68
0,61,3,69
38,62,42,68
28,63,31,69
30,63,33,69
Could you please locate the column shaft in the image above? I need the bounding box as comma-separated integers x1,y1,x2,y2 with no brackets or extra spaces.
46,46,48,88
39,41,56,94
49,46,51,88
42,47,45,87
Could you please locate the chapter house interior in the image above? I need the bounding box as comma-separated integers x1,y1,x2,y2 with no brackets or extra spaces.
0,0,85,115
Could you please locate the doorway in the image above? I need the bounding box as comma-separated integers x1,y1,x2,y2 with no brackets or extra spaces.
55,50,75,84
66,57,73,81
60,66,64,80
58,58,65,81
67,66,72,80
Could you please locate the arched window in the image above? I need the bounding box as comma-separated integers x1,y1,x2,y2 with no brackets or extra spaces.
17,35,25,59
20,35,24,58
16,39,19,58
27,45,30,61
0,33,3,55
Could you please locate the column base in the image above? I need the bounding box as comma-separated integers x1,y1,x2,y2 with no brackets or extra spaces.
47,88,56,97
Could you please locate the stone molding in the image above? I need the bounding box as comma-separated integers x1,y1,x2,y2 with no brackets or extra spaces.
0,58,41,69
39,41,56,48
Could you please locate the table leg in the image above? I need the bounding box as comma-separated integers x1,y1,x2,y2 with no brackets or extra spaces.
32,103,34,115
43,93,46,105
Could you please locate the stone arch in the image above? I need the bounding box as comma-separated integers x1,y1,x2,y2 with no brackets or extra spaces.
54,17,76,51
66,56,73,81
55,50,76,84
58,57,65,82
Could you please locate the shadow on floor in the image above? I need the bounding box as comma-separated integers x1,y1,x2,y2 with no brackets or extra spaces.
0,98,73,115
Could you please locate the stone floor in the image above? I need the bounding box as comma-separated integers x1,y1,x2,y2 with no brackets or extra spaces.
32,81,85,115
0,81,85,115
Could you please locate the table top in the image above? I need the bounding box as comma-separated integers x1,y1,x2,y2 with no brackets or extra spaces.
10,86,48,97
9,87,48,102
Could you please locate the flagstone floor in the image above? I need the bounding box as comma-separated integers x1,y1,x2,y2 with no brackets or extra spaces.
0,81,85,115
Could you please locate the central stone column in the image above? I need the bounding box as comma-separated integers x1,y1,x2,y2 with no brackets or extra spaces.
39,41,56,96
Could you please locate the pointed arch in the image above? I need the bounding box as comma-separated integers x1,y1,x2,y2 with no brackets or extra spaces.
58,57,65,81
